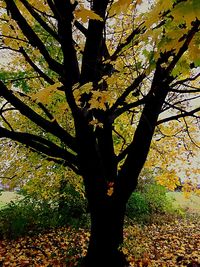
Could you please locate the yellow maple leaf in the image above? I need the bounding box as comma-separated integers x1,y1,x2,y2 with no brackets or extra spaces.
31,82,62,104
88,91,108,110
74,6,103,23
109,0,132,16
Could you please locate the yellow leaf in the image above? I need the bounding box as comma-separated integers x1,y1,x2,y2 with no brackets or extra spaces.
74,6,103,23
109,0,132,16
107,187,114,196
88,91,109,111
89,119,103,128
31,82,62,104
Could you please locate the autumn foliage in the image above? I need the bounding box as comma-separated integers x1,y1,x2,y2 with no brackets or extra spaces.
0,0,200,266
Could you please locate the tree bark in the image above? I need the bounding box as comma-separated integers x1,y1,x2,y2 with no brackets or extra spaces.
83,198,129,267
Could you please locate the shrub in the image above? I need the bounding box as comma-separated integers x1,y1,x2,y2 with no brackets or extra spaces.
0,185,89,239
126,192,150,223
126,181,181,223
0,197,58,239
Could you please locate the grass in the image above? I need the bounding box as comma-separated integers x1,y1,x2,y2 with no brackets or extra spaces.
0,191,22,209
168,192,200,214
0,190,199,214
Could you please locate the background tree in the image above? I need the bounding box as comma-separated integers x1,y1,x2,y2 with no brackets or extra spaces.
0,0,200,266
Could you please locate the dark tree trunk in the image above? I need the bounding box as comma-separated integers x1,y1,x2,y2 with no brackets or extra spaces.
82,195,129,267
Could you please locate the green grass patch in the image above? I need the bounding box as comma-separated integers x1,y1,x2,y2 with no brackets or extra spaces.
167,192,200,214
0,192,22,209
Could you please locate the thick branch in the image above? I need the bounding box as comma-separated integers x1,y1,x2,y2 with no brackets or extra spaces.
46,0,59,19
74,20,87,36
19,0,59,42
74,20,110,60
0,127,78,170
80,0,109,83
5,0,62,74
117,64,170,202
52,0,80,116
111,97,147,121
0,81,77,152
15,90,54,121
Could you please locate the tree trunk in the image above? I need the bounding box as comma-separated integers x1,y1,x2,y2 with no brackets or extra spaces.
82,199,129,267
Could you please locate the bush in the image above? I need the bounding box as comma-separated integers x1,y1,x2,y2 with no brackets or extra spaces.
0,185,89,239
0,197,59,239
126,192,150,223
126,181,180,223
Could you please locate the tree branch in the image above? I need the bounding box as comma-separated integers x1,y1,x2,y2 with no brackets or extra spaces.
167,20,200,74
19,47,55,85
19,0,60,42
0,34,29,43
14,90,54,121
74,20,87,36
0,81,77,152
110,23,144,61
5,0,63,75
162,95,200,113
111,97,147,121
55,1,80,85
170,85,200,93
183,117,200,149
0,126,78,169
171,72,200,87
157,106,200,125
80,0,110,83
110,72,146,114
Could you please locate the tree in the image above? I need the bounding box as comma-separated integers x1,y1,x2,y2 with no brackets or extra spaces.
0,0,200,266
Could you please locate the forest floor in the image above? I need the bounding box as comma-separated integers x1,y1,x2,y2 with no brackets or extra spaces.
0,193,199,267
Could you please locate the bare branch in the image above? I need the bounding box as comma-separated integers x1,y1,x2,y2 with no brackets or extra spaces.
157,106,200,125
170,83,200,93
110,23,145,61
170,72,200,87
162,95,200,112
0,34,29,43
112,127,126,153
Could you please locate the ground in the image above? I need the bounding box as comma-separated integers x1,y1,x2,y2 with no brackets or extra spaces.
0,192,199,267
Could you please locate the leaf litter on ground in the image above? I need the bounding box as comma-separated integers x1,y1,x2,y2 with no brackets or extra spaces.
0,217,199,266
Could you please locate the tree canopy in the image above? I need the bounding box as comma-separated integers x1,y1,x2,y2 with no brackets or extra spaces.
0,0,200,266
